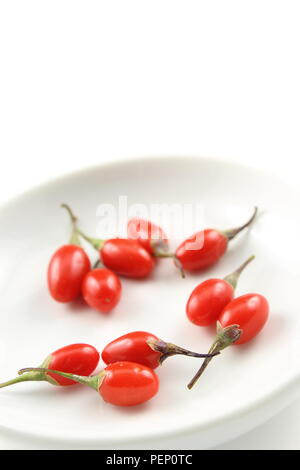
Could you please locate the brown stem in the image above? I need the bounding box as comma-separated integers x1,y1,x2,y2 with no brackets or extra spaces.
61,203,81,246
154,251,186,278
223,255,255,289
151,240,170,256
187,323,242,389
77,229,105,251
93,259,103,269
61,203,105,249
154,252,174,259
147,339,220,364
222,207,258,241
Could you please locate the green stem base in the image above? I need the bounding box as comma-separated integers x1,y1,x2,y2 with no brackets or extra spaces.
0,371,46,389
19,368,104,391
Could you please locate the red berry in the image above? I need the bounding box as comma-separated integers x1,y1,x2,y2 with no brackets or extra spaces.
187,279,234,326
0,343,100,389
46,343,100,386
102,331,161,369
187,291,269,388
36,361,160,407
186,256,254,326
99,361,159,406
82,268,122,313
47,245,91,302
127,218,168,255
175,208,257,272
176,229,228,271
101,239,155,278
60,206,157,278
219,293,269,345
102,331,217,369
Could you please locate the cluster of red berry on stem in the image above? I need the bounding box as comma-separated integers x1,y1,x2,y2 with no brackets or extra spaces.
0,335,218,406
0,204,269,407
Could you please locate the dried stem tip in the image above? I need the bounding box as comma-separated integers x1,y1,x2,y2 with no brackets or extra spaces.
222,207,258,241
187,322,242,389
223,255,255,289
147,339,220,365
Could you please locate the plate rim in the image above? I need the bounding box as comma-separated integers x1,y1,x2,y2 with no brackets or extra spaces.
1,154,299,214
0,155,300,446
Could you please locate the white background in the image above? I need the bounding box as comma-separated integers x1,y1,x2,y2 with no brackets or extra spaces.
0,0,299,449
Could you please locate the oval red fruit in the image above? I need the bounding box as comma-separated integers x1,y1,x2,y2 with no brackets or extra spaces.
102,331,161,369
82,268,122,313
99,361,159,406
127,218,168,255
101,239,155,278
47,245,91,302
46,343,100,386
186,279,234,326
219,293,269,345
176,229,228,271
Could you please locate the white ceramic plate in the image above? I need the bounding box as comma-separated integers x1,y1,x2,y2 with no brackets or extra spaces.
0,156,300,449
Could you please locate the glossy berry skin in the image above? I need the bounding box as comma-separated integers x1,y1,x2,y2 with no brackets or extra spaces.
101,239,155,278
82,269,122,313
186,279,234,326
47,245,91,302
219,293,269,345
102,331,161,369
176,229,228,271
99,361,159,406
127,218,168,255
46,344,100,386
